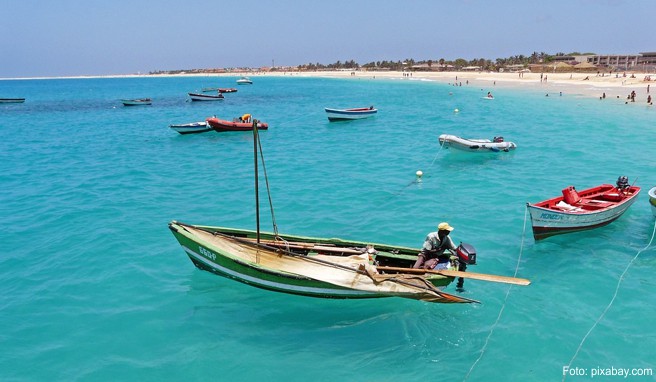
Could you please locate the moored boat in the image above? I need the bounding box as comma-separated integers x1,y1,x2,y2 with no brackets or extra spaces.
236,77,253,85
649,186,656,217
169,121,212,135
439,134,517,152
0,98,26,103
168,222,491,303
206,115,268,132
201,87,220,92
189,92,224,101
218,88,238,93
121,98,151,106
527,176,640,240
325,106,377,121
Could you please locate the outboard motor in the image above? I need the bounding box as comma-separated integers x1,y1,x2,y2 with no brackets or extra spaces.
454,242,476,291
616,176,629,190
456,242,477,265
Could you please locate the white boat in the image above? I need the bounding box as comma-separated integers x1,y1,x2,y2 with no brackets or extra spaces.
188,92,224,101
169,121,212,135
438,134,516,152
236,77,253,85
649,186,656,217
325,106,377,121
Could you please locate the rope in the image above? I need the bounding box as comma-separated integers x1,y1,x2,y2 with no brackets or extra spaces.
463,206,530,381
562,218,656,381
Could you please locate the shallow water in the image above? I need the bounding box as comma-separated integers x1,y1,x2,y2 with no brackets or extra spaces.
1,75,655,381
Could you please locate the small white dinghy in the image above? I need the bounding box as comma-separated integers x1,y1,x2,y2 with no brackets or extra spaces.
439,134,517,152
649,186,656,217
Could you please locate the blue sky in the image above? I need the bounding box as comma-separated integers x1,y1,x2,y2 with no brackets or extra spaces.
1,0,652,78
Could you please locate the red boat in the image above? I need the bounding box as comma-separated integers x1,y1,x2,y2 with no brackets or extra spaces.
527,176,640,240
206,115,269,132
218,88,238,93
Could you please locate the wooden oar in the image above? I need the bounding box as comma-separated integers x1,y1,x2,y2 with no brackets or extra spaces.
376,266,531,286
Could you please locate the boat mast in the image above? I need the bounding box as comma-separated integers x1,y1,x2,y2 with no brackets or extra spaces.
253,119,260,243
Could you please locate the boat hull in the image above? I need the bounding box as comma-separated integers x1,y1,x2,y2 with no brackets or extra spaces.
527,184,640,240
325,107,377,121
0,98,25,103
121,99,151,106
649,187,656,217
169,122,212,135
168,222,462,302
206,118,268,132
438,134,516,152
189,93,224,101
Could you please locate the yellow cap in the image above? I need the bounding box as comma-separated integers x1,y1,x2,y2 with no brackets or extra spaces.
438,222,454,231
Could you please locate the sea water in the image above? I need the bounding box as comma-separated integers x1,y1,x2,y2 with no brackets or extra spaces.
1,75,655,381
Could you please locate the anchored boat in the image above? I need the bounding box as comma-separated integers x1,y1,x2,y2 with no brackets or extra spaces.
527,176,640,240
121,98,151,106
649,186,656,217
189,92,224,101
0,98,26,103
325,106,377,121
169,121,212,135
439,134,517,152
206,115,268,132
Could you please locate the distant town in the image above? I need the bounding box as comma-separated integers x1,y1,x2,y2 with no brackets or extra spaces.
149,51,656,76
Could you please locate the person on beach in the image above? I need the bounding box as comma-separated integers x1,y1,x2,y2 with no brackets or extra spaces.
648,95,652,105
413,222,457,270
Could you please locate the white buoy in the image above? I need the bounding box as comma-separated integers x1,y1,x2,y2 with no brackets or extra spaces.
416,170,423,178
454,108,459,113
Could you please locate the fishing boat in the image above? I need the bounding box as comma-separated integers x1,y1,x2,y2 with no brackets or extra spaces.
168,120,529,304
649,186,656,217
218,88,238,93
169,121,212,135
236,77,253,85
121,98,151,106
439,134,517,152
189,92,224,101
0,98,25,103
206,115,268,132
325,106,377,121
527,176,641,240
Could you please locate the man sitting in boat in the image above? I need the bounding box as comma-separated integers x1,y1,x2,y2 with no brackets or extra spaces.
413,222,458,270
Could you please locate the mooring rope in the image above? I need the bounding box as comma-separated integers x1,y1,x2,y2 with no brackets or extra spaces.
562,218,656,381
463,206,530,381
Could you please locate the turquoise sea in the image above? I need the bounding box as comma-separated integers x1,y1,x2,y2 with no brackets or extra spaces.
1,75,655,381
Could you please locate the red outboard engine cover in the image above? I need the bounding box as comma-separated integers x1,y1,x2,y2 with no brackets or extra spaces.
456,242,477,265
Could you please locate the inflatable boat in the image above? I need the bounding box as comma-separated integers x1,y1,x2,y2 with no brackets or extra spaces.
438,134,517,152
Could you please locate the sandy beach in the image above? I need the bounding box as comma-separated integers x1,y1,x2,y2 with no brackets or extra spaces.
5,69,654,104
242,69,655,103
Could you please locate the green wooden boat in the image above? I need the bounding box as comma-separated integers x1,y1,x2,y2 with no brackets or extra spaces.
168,221,480,303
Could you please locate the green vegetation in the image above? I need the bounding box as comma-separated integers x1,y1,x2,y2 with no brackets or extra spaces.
295,52,594,71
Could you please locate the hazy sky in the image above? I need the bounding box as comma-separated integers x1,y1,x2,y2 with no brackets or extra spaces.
1,0,653,78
